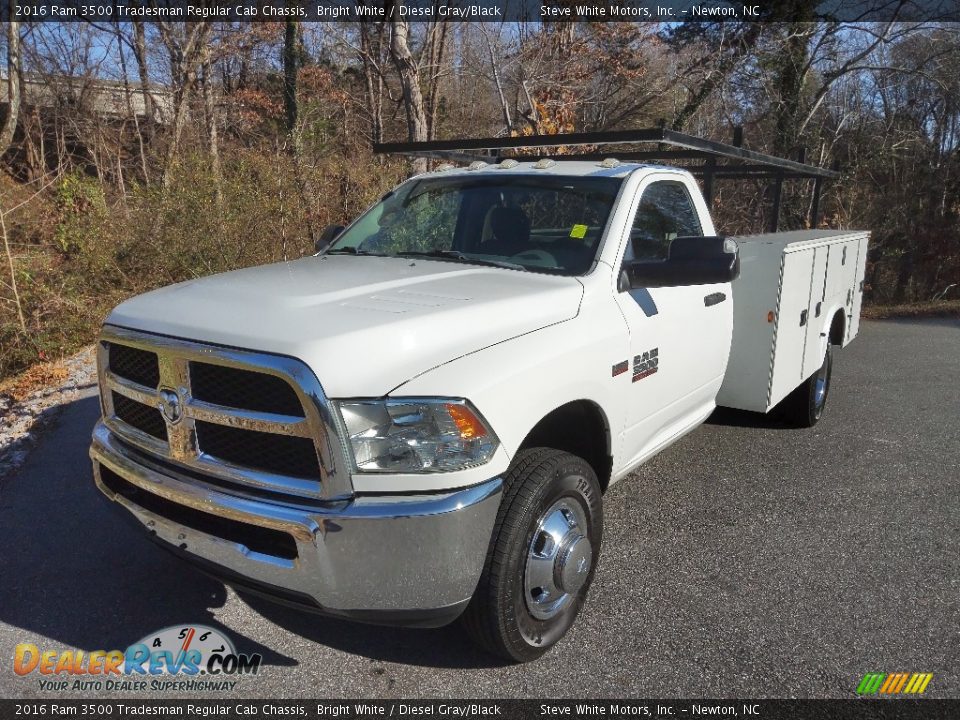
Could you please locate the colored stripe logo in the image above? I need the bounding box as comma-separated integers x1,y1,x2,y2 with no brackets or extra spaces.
857,673,933,695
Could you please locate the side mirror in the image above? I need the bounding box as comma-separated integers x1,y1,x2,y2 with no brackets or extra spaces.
622,236,739,290
316,224,345,253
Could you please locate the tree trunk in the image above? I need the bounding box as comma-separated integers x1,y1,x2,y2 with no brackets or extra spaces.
480,25,511,133
201,48,223,204
115,20,151,186
358,21,384,144
423,21,449,141
671,24,763,132
388,14,429,174
22,108,42,180
201,45,227,260
893,249,915,304
284,19,318,247
159,22,209,189
0,13,21,157
283,19,299,137
772,25,813,156
131,21,157,124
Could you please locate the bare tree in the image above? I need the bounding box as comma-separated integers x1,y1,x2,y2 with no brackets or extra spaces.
283,19,300,140
201,41,224,211
0,9,21,156
479,24,512,132
283,18,318,247
387,12,428,174
113,20,151,186
131,21,158,123
421,21,450,141
669,23,764,131
157,21,211,188
357,20,386,144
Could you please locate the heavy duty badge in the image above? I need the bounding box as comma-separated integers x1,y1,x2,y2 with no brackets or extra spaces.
633,348,659,382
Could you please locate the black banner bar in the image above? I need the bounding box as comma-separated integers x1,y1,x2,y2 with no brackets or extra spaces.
1,0,958,24
1,700,959,720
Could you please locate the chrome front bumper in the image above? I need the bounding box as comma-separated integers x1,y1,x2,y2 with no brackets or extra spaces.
90,422,502,627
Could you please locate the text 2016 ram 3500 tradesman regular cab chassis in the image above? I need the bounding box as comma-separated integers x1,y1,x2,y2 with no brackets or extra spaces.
90,139,868,662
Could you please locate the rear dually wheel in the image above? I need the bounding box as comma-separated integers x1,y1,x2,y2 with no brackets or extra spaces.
784,343,833,427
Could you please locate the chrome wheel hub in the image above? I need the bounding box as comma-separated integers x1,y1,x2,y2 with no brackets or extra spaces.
524,498,591,620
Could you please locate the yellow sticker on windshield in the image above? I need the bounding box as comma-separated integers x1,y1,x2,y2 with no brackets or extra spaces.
570,224,588,239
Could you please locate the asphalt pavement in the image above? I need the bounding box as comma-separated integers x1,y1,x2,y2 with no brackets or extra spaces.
1,319,957,699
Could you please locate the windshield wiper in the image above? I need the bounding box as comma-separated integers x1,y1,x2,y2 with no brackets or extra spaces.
326,246,384,256
396,249,525,271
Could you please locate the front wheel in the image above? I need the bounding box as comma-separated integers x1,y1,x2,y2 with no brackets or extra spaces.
461,448,603,662
784,343,833,427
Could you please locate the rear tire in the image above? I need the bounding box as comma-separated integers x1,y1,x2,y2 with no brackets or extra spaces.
461,448,602,662
784,343,833,427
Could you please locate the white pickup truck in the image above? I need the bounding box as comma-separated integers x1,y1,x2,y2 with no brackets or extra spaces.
90,157,868,662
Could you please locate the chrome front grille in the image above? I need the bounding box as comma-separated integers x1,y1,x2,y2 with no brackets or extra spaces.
112,391,167,440
193,421,321,479
190,361,305,416
109,343,160,388
97,326,351,501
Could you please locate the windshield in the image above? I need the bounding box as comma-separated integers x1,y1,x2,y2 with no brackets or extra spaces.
327,175,623,275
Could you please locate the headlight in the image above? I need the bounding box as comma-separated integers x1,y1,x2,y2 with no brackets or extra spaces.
337,398,499,473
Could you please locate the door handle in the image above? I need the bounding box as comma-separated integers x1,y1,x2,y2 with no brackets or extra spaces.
800,309,808,326
703,292,726,307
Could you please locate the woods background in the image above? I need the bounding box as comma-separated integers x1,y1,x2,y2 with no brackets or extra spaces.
1,16,958,380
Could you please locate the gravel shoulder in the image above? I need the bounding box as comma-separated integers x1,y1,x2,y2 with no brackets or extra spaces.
0,346,97,480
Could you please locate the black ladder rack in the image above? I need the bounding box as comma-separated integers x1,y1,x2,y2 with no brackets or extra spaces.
373,127,839,232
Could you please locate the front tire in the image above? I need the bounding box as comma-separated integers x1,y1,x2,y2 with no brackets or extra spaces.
461,448,603,662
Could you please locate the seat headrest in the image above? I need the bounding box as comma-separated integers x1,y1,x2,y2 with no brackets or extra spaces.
489,206,531,244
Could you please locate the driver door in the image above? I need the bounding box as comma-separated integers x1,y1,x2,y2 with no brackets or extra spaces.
614,177,733,468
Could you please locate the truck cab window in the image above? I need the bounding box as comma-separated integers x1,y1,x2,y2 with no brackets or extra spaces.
365,186,462,255
626,181,703,262
329,175,622,276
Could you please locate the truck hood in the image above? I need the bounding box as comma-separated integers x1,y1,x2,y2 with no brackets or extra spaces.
107,255,583,397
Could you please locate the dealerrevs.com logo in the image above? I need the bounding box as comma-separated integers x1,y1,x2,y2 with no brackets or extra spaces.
13,624,262,692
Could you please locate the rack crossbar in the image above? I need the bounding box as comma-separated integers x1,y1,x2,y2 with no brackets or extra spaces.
373,127,839,180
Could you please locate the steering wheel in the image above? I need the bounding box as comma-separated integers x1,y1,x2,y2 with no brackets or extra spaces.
511,249,557,265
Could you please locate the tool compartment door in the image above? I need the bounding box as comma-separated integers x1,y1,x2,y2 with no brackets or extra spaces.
802,246,830,378
769,248,815,409
825,239,859,307
847,236,869,343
